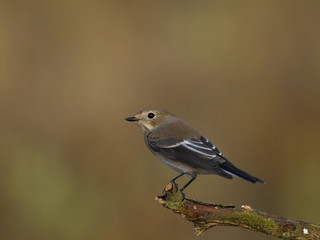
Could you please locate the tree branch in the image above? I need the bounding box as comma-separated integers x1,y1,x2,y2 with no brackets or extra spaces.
155,182,320,239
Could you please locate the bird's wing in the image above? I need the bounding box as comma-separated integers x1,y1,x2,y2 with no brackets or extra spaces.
198,136,226,158
147,136,231,176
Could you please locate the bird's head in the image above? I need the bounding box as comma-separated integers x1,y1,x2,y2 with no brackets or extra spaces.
125,107,175,133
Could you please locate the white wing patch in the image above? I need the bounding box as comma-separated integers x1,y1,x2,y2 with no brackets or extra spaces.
200,136,224,156
165,139,218,159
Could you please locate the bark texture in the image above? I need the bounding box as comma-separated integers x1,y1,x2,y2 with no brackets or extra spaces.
156,182,320,239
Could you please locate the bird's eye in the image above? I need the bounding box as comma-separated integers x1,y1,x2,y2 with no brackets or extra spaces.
148,112,155,119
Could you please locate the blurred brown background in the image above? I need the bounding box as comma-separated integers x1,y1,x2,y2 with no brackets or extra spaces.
1,1,320,239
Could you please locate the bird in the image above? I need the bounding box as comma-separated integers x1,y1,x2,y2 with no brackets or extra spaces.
125,107,264,192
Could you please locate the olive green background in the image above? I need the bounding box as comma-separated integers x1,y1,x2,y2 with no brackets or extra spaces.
1,1,320,239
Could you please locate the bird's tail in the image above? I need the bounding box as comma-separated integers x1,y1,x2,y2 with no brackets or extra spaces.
219,161,264,183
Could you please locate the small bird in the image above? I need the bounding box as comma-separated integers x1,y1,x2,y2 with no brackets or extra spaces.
125,107,264,192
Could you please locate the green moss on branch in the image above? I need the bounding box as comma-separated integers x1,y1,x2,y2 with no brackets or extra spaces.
156,182,320,239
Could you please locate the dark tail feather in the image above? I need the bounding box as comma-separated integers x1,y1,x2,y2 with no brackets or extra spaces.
219,161,264,183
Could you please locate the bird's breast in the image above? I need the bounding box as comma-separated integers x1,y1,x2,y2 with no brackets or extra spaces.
152,152,194,173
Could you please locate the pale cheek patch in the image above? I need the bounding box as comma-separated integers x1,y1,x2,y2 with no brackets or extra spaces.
138,122,153,132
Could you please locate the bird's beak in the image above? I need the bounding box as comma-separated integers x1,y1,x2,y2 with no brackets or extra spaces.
125,116,139,122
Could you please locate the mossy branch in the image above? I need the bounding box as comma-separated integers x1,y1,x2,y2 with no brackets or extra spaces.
155,182,320,239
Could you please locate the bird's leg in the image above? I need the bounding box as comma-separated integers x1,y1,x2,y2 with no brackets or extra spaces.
179,175,196,192
170,172,185,183
162,172,185,194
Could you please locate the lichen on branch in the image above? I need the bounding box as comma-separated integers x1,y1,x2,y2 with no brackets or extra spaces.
155,182,320,239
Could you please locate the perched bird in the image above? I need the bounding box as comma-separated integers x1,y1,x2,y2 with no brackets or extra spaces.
125,108,264,192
